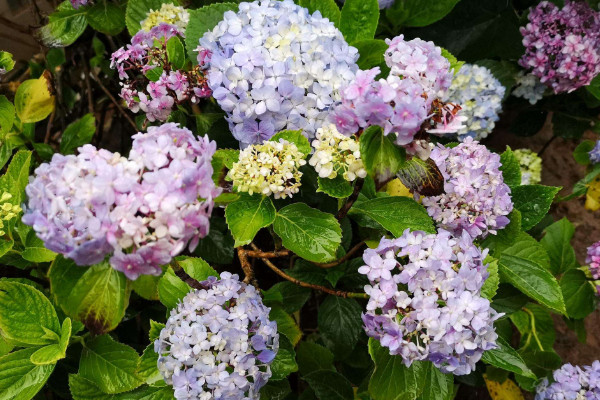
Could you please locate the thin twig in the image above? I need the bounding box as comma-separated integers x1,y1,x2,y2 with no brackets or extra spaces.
313,241,366,269
82,56,95,115
244,249,290,259
44,109,55,144
172,262,207,291
237,247,258,287
250,243,367,299
88,68,138,131
539,135,557,157
335,178,364,220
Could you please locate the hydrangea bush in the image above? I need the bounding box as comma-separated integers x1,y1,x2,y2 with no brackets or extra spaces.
1,0,599,399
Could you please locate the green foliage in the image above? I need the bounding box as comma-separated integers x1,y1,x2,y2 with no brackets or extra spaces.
299,0,341,26
540,218,578,274
359,126,405,183
87,1,125,35
481,337,535,379
387,0,460,27
0,52,15,74
368,338,419,400
37,1,88,47
511,185,561,231
560,269,597,319
166,36,186,70
60,113,95,155
339,0,379,44
125,0,172,35
318,296,362,359
353,40,390,76
270,130,311,156
0,348,55,400
14,75,55,124
499,147,522,188
226,194,276,246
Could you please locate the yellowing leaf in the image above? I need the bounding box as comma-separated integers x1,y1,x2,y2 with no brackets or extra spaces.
585,175,600,211
14,73,55,123
484,375,525,400
386,178,412,197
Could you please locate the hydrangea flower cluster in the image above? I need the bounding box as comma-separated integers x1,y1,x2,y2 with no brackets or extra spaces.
111,24,211,122
589,140,600,165
227,139,307,199
514,148,542,185
519,1,600,93
587,241,600,295
141,3,190,32
513,71,546,105
23,123,220,280
0,192,21,237
199,0,359,146
309,124,366,181
70,0,90,9
535,361,600,399
359,229,500,375
421,138,513,239
155,272,279,400
442,64,505,141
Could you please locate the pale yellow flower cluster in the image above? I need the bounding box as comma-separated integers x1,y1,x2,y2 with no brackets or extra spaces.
513,148,542,185
0,192,21,236
141,3,190,31
309,124,366,181
227,140,307,199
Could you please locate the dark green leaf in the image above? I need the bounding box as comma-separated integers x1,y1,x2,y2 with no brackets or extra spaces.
303,370,354,400
263,282,311,314
60,113,95,154
560,269,596,319
512,185,561,231
481,210,522,256
391,0,460,27
270,305,302,346
481,336,535,379
317,175,354,198
573,140,595,166
0,95,15,134
359,125,405,183
587,74,600,101
260,380,292,400
510,109,547,137
339,0,379,44
318,295,362,359
353,39,390,76
166,36,185,70
552,113,591,140
296,341,335,376
491,284,529,315
270,336,298,380
540,218,577,274
499,146,522,188
510,304,555,351
225,194,276,247
368,338,418,400
418,362,454,400
87,1,125,35
193,217,235,265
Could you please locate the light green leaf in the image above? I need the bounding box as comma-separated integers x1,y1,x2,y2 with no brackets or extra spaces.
225,194,276,247
540,218,577,274
0,52,15,74
0,348,55,400
481,210,522,255
185,3,238,63
176,256,218,282
69,374,118,400
273,203,342,263
512,185,561,231
270,129,311,156
359,125,405,183
481,336,536,379
299,0,341,26
481,258,499,300
37,1,88,47
80,334,143,394
0,95,15,134
119,384,175,399
271,336,298,381
573,140,595,166
60,113,95,154
136,344,162,385
499,146,522,187
368,338,418,400
30,317,71,365
21,247,57,263
339,0,379,44
560,269,597,319
149,320,165,341
158,267,191,310
87,1,125,35
166,36,186,70
131,274,161,301
318,295,362,359
0,149,31,204
317,175,354,199
270,305,302,346
14,75,54,124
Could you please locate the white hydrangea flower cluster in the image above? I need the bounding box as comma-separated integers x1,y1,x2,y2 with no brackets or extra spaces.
155,272,279,400
309,124,366,181
513,148,542,185
141,3,190,31
513,71,546,105
227,139,307,199
199,0,359,146
442,64,505,141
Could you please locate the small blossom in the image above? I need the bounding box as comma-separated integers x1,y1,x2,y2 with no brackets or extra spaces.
512,71,546,105
536,361,600,399
141,3,190,31
0,192,21,237
514,148,542,185
309,124,366,181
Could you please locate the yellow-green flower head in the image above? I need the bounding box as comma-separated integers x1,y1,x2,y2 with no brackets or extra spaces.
140,3,190,32
227,139,307,199
513,148,542,185
309,124,366,182
0,192,21,236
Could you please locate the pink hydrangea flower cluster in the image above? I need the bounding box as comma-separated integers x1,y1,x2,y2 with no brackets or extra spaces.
111,24,212,122
587,241,600,295
519,1,600,94
23,123,220,280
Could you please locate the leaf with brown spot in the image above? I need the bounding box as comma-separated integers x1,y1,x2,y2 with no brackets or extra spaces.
396,157,444,196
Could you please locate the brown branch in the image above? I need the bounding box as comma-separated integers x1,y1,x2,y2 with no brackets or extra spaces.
335,178,364,220
88,68,138,131
44,109,55,144
244,249,290,259
237,247,257,287
313,241,366,269
250,243,367,299
173,265,206,291
0,16,31,34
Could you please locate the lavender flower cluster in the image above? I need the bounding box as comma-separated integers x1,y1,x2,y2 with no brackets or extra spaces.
589,140,600,165
421,138,513,239
198,0,359,146
23,123,220,280
155,272,279,400
587,241,600,295
359,229,500,375
519,1,600,94
70,0,90,9
442,64,505,141
512,72,546,105
111,24,211,122
536,361,600,399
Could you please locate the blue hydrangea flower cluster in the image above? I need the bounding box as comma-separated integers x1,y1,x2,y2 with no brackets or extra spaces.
536,361,600,399
111,24,211,122
421,138,513,239
442,64,505,141
198,0,359,146
359,229,500,375
23,123,220,280
155,272,279,400
589,140,600,165
513,71,546,105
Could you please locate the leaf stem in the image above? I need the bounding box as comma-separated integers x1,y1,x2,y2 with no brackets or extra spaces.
312,241,366,269
523,307,544,351
237,247,258,287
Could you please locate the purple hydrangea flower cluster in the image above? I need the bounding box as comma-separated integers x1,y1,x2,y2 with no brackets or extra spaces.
23,123,220,280
587,241,600,294
155,272,279,400
536,361,600,399
70,0,90,9
589,141,600,165
519,1,600,94
111,24,212,122
198,0,359,146
359,229,500,375
421,137,513,239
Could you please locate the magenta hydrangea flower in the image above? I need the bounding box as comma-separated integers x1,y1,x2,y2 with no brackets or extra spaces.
536,361,600,399
519,1,600,94
359,229,501,375
420,138,513,239
587,241,600,295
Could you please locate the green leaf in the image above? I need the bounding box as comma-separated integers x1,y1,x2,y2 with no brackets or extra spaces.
318,295,362,359
560,269,596,320
80,334,143,394
440,48,464,74
0,281,60,347
512,185,561,231
481,336,535,379
540,218,577,274
396,157,444,196
37,1,88,47
263,282,311,314
270,305,302,346
87,1,125,35
166,36,186,70
46,48,66,71
136,344,162,385
144,66,163,82
481,258,499,300
391,0,460,27
0,348,55,400
499,147,521,188
498,246,565,314
303,370,354,400
296,341,335,376
339,0,379,44
481,210,522,255
14,75,54,124
119,385,175,399
185,3,238,63
176,256,218,282
225,194,276,247
126,0,172,35
0,95,15,134
270,129,311,156
48,257,129,334
273,203,342,263
510,304,556,351
60,113,95,155
158,267,191,310
299,0,341,26
0,51,15,74
317,175,354,198
368,338,418,400
353,39,390,76
587,74,600,101
349,196,435,236
131,274,161,301
260,380,292,400
271,336,298,380
419,362,454,400
30,317,71,365
552,113,591,140
149,320,165,341
21,247,57,263
573,140,595,166
359,125,405,183
69,374,116,400
0,150,32,204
